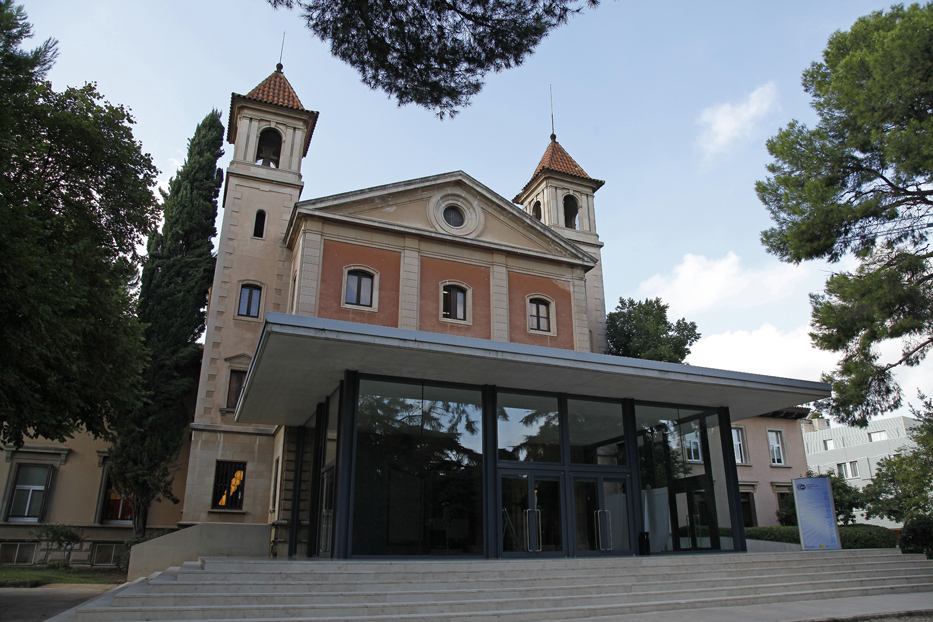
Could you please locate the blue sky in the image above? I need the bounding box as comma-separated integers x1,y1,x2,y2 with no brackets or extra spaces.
25,0,928,417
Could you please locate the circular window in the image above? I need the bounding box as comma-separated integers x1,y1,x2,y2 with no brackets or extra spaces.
443,206,465,228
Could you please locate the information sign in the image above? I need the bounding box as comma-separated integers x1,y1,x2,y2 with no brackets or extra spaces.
793,477,841,551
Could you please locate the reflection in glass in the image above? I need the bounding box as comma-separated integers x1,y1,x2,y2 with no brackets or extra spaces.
573,478,599,552
497,392,561,462
603,480,629,552
568,399,626,465
635,404,735,553
534,476,563,552
353,379,483,555
501,474,529,553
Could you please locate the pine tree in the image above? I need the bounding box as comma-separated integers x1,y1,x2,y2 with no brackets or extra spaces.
108,111,224,536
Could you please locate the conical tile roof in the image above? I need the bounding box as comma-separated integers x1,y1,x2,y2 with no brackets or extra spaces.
242,63,305,110
514,135,604,203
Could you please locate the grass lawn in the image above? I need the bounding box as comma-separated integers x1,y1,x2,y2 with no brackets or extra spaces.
0,566,126,585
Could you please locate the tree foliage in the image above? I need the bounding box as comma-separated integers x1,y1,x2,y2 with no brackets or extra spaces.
267,0,598,118
605,297,700,363
0,1,159,446
861,393,933,523
757,4,933,426
107,112,224,537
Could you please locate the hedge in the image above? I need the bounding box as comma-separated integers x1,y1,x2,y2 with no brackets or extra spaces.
676,524,896,549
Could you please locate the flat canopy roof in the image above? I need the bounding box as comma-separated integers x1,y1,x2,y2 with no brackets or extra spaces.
236,313,831,427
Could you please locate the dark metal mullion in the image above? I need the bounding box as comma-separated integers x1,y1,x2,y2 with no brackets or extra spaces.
622,398,642,553
287,426,307,557
306,402,327,557
334,373,358,559
697,416,721,550
718,407,747,552
482,385,498,558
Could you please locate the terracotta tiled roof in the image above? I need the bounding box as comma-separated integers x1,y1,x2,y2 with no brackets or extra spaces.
514,136,604,202
243,64,305,111
533,138,592,180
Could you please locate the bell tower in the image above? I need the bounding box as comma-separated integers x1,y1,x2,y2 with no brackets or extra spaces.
183,65,318,526
513,134,609,353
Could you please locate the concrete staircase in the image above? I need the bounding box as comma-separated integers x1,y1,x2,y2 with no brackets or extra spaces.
75,549,933,622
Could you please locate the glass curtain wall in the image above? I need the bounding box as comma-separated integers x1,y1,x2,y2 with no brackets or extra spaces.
352,379,484,555
635,404,735,553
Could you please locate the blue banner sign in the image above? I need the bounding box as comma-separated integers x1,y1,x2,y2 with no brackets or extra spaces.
794,477,841,551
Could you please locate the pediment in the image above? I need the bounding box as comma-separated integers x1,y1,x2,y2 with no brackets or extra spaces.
292,172,594,265
225,353,253,367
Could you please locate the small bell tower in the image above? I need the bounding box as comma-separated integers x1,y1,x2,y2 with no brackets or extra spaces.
514,134,608,353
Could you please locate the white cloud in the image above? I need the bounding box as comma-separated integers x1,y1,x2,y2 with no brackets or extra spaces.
696,82,778,160
637,252,810,317
687,323,836,382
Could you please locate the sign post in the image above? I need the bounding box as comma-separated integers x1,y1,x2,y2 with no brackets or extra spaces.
793,477,841,550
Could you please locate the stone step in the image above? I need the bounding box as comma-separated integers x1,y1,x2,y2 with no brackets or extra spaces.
144,562,933,594
171,557,930,584
72,581,933,622
112,573,933,608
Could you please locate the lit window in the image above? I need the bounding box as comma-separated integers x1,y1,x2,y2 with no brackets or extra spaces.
529,298,551,332
227,369,246,409
212,461,246,510
868,430,888,442
684,431,702,462
442,284,467,321
823,439,835,450
238,285,261,318
345,270,374,307
7,465,50,522
732,428,747,464
768,430,786,465
253,210,266,238
101,475,132,522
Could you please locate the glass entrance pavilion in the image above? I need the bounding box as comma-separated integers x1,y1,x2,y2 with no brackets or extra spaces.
236,314,829,559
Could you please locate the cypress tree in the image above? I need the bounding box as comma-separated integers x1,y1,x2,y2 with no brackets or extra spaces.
108,111,224,536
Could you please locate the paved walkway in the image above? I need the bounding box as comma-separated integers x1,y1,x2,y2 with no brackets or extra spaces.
0,584,115,622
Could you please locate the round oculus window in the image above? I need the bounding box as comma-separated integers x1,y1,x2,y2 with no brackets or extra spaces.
443,206,465,228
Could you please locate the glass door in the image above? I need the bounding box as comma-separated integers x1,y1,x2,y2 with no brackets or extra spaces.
572,474,633,555
499,471,565,557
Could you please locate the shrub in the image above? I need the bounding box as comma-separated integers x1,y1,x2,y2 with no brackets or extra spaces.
745,526,800,544
30,523,84,567
113,529,172,574
900,515,933,559
839,524,897,549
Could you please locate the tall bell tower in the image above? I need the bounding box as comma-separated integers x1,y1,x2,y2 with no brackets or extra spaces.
182,65,318,526
513,134,608,353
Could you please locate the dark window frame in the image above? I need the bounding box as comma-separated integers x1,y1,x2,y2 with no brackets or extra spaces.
442,284,467,321
227,369,247,409
345,270,374,307
5,463,52,522
238,284,262,318
211,461,247,510
528,298,551,332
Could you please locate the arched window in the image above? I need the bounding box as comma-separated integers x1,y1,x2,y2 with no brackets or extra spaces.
563,195,579,229
442,284,467,321
345,270,374,307
255,128,282,168
253,210,266,238
528,298,551,332
532,200,542,221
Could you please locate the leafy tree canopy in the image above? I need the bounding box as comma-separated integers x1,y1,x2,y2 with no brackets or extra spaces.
861,393,933,523
267,0,598,118
757,3,933,425
775,469,863,526
0,1,159,446
108,111,224,537
605,297,700,363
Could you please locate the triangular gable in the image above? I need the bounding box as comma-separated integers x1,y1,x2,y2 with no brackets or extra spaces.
292,171,596,265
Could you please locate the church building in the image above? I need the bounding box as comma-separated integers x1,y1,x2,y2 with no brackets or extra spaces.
177,66,829,561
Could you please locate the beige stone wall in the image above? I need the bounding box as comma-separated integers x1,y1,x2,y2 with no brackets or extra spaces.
734,416,809,527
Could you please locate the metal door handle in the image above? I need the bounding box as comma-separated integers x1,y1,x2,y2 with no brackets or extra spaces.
596,509,611,550
523,509,531,552
535,509,543,552
593,510,601,551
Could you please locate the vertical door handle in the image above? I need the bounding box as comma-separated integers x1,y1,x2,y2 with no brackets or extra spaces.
593,510,601,551
596,509,611,550
535,508,543,552
523,509,531,552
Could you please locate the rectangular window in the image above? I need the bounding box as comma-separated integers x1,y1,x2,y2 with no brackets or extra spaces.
528,299,550,332
740,492,757,527
732,427,747,464
92,543,123,566
227,369,247,409
683,431,703,462
101,475,133,522
442,285,467,321
497,391,561,462
7,464,51,522
270,457,280,513
567,399,626,465
0,542,37,565
345,271,373,307
823,439,835,450
849,461,860,478
836,462,849,478
868,430,888,442
211,461,246,510
768,430,785,465
238,285,261,317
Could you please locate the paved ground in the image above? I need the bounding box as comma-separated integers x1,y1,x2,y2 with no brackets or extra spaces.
0,584,115,622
